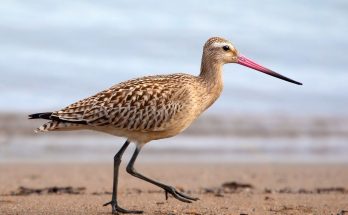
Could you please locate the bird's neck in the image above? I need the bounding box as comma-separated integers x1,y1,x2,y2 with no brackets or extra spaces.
200,58,223,81
198,54,224,110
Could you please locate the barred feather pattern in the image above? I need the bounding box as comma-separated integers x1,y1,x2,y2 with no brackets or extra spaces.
49,74,199,132
35,121,83,133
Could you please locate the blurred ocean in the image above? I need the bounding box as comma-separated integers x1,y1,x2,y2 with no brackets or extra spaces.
0,0,347,115
1,114,347,163
0,1,347,162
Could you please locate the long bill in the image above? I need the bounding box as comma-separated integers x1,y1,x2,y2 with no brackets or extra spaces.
237,55,302,85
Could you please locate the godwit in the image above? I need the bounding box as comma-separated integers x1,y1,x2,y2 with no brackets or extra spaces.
29,37,302,214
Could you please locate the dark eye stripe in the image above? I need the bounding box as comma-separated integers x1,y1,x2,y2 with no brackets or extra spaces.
222,45,230,51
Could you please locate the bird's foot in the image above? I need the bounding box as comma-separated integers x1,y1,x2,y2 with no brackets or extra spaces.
103,200,143,214
163,186,199,203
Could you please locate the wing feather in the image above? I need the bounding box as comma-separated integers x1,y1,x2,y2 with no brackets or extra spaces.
52,74,193,132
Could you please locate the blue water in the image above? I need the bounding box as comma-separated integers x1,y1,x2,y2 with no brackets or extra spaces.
1,0,348,115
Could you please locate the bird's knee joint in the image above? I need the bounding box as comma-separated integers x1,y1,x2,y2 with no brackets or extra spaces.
114,155,122,164
126,166,135,174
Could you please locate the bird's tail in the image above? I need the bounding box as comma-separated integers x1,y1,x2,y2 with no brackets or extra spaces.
28,112,54,133
29,112,84,133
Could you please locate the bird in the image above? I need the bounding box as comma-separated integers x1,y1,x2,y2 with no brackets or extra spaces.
29,37,302,214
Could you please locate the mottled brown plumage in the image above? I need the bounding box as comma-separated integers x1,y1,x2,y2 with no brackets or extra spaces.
35,37,237,144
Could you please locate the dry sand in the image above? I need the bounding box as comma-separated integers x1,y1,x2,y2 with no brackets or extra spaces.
0,163,347,215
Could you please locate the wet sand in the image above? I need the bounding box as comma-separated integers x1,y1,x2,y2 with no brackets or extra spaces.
0,163,347,214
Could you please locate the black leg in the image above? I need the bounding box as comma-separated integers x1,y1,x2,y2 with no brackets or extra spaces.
126,145,199,203
103,140,143,214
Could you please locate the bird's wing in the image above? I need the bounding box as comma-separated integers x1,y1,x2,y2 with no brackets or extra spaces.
51,75,192,132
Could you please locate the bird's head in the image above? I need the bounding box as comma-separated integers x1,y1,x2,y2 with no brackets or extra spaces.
203,37,302,85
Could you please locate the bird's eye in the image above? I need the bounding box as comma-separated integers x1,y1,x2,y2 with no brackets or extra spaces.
222,45,230,51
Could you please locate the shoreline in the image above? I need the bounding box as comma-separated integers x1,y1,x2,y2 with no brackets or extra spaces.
1,112,348,138
1,112,348,163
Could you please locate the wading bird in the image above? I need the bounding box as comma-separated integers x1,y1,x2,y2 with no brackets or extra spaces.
29,37,302,214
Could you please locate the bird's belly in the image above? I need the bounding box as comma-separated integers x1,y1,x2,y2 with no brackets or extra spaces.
91,115,196,144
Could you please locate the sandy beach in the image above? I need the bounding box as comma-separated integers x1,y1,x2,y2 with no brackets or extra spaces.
0,163,347,215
